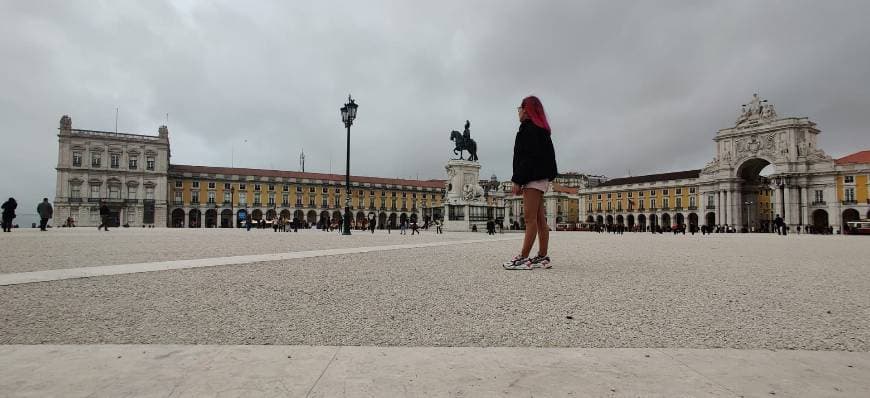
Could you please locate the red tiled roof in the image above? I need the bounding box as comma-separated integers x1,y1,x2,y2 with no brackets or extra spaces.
552,183,576,194
597,169,701,187
836,150,870,165
169,164,446,189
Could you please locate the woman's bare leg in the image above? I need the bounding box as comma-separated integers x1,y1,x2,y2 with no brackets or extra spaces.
520,189,542,258
537,197,549,257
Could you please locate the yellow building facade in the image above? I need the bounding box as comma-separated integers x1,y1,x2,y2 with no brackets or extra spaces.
168,165,444,229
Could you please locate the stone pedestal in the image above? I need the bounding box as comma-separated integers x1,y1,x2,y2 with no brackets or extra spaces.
442,160,486,232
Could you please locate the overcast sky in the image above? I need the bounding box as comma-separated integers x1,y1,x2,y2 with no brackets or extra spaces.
2,0,869,218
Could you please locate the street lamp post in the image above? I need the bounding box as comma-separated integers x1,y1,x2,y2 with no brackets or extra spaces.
340,95,358,236
744,201,753,231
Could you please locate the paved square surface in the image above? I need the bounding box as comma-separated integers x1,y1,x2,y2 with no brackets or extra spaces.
1,229,868,350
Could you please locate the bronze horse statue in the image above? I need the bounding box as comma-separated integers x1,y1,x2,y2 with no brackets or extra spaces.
450,120,479,161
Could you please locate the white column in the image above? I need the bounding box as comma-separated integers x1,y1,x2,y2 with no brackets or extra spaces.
724,190,730,226
802,186,810,226
783,186,792,226
717,191,722,224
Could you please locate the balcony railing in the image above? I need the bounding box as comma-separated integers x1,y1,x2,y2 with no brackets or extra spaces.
706,205,716,209
842,200,857,205
687,206,698,210
673,207,684,211
660,206,670,211
69,197,83,203
811,201,826,206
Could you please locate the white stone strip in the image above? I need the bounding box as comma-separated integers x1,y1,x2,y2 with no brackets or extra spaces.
0,237,521,286
1,345,868,397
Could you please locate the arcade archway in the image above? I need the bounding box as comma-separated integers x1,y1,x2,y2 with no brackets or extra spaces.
736,157,775,229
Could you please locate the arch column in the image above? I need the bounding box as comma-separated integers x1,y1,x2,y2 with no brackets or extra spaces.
802,186,810,226
783,186,792,226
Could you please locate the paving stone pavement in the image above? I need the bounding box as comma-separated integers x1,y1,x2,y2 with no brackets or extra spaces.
1,230,868,396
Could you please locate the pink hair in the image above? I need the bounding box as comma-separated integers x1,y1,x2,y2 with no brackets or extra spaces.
521,95,551,134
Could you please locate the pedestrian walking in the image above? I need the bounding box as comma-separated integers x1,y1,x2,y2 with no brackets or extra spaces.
1,197,17,232
411,221,419,235
97,201,111,231
370,218,376,234
37,198,53,231
503,96,557,270
435,219,442,234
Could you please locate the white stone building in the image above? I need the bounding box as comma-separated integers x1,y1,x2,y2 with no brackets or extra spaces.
54,115,170,227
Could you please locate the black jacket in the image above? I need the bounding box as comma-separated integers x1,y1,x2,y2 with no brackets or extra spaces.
99,205,110,216
511,120,558,186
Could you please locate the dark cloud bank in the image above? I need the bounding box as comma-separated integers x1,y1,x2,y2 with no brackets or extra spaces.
2,0,869,219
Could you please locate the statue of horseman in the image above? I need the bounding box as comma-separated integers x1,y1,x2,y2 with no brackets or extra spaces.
449,120,479,161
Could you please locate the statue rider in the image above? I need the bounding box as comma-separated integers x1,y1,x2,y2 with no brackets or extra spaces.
463,120,471,143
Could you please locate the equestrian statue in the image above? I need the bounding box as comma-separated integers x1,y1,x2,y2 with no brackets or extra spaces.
449,120,479,161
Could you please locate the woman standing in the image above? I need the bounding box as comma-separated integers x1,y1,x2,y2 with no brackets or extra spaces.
2,197,17,232
503,96,558,270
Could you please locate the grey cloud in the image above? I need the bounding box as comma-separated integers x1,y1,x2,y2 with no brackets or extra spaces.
2,0,870,220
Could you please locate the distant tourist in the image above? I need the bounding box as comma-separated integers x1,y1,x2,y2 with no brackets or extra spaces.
37,198,53,231
97,201,111,231
1,197,17,232
370,219,376,234
411,221,419,235
435,219,442,234
503,96,557,270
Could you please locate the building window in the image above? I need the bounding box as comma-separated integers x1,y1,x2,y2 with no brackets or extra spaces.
208,191,216,204
175,180,183,188
359,197,365,208
336,187,342,194
239,183,246,190
707,194,715,207
596,202,601,211
844,175,855,184
207,182,215,189
606,193,611,199
606,202,611,211
174,191,182,204
676,188,682,195
616,201,622,211
370,198,376,208
268,184,275,191
322,186,328,193
650,198,656,208
322,197,328,207
296,185,302,193
224,183,231,190
650,190,656,196
689,196,696,208
89,185,100,199
224,191,231,203
110,153,121,169
70,184,81,199
627,192,632,198
309,186,316,193
128,156,138,170
283,184,289,192
72,152,82,167
255,184,261,191
91,153,101,167
844,187,856,202
675,197,682,208
814,190,824,203
597,194,602,200
309,195,315,207
639,191,644,197
689,187,696,194
146,157,155,171
192,180,200,189
239,193,246,206
617,192,622,198
381,198,386,208
269,193,276,205
663,198,669,209
296,196,302,206
662,189,668,196
145,187,154,200
282,194,289,205
128,186,137,199
109,185,120,199
254,194,261,205
191,192,199,204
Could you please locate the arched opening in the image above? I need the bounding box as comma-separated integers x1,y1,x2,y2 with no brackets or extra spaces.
627,214,635,229
266,209,277,221
378,212,387,229
615,215,624,225
388,213,397,228
705,212,716,226
688,213,698,229
595,215,604,225
171,209,185,228
251,209,263,222
410,213,418,223
356,212,366,229
280,209,292,222
812,209,829,232
585,215,594,223
237,209,248,228
661,213,671,230
736,157,775,230
605,215,613,225
675,213,685,227
188,209,201,228
293,210,304,223
221,209,233,228
320,211,330,228
332,210,342,225
649,214,658,228
842,208,860,233
637,214,646,230
205,209,218,228
400,213,408,226
306,210,317,226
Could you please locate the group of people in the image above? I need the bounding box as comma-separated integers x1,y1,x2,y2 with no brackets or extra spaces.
2,197,58,232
